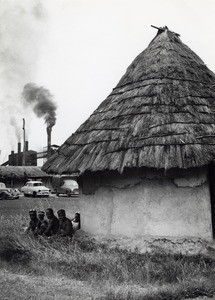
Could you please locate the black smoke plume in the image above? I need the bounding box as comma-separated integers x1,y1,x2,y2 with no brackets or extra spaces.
22,83,57,130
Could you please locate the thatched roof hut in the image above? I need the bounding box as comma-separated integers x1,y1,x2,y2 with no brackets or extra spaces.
0,166,50,179
0,166,51,189
43,27,215,240
43,27,215,175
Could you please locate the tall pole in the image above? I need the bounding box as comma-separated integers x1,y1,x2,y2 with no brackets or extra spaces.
22,118,26,166
47,125,52,159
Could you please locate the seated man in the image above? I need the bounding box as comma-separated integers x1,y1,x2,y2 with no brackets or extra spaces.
57,209,73,237
35,211,48,235
44,208,59,237
26,209,38,234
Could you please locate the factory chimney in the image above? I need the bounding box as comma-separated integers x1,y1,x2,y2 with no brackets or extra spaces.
47,125,52,159
22,83,57,160
22,118,26,166
25,141,29,152
18,142,21,166
18,142,21,153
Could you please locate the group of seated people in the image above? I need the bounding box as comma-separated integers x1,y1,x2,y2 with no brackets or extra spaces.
26,208,81,237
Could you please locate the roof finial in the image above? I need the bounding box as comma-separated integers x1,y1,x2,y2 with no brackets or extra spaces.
151,25,180,37
151,25,168,34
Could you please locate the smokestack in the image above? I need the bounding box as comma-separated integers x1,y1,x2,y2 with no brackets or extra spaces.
22,84,57,159
10,151,16,166
18,142,21,153
47,126,52,158
18,142,22,166
25,141,29,152
22,118,26,166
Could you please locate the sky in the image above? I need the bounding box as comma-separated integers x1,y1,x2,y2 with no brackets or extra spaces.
1,0,215,165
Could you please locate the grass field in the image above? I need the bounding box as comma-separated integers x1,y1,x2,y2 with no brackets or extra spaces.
0,196,215,300
0,195,79,219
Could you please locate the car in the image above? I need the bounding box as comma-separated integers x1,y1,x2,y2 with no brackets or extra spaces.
0,190,19,200
54,178,79,197
0,182,10,193
56,186,79,197
21,181,51,197
9,188,21,197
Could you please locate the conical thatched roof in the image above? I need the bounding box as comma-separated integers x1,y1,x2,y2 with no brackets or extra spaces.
43,27,215,175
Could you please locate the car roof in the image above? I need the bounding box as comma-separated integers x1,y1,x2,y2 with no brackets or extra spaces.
27,181,43,183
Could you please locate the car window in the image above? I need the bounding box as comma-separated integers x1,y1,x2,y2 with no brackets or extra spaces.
33,183,42,186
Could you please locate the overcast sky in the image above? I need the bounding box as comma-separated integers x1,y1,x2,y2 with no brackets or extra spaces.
1,0,215,165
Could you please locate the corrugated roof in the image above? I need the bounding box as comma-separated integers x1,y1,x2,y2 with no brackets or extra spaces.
43,28,215,175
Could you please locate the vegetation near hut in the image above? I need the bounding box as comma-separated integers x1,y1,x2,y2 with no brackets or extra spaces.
0,215,215,299
43,28,215,175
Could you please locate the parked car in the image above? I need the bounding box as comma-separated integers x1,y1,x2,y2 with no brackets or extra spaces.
56,186,79,197
0,190,19,200
0,182,10,193
9,188,21,197
54,177,79,197
21,181,51,197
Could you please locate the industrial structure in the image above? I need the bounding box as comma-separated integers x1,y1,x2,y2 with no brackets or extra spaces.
1,115,59,167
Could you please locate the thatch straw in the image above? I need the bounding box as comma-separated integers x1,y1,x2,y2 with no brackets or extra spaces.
42,28,215,175
0,166,50,179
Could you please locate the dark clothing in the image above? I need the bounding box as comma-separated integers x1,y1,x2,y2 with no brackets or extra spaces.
58,217,73,237
27,218,39,233
36,219,48,235
44,215,59,236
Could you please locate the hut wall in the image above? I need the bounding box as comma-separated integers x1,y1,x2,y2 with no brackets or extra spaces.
79,167,212,239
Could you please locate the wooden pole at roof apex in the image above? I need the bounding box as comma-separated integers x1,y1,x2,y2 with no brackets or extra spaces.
151,25,180,36
151,25,168,31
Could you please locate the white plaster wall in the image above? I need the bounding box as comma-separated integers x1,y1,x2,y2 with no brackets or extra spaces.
79,168,213,239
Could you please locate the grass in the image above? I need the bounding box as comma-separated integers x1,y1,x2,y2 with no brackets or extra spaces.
0,214,215,299
0,195,79,219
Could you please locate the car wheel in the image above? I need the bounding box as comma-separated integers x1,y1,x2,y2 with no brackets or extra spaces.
1,194,6,200
24,193,28,197
33,191,37,198
66,190,70,197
